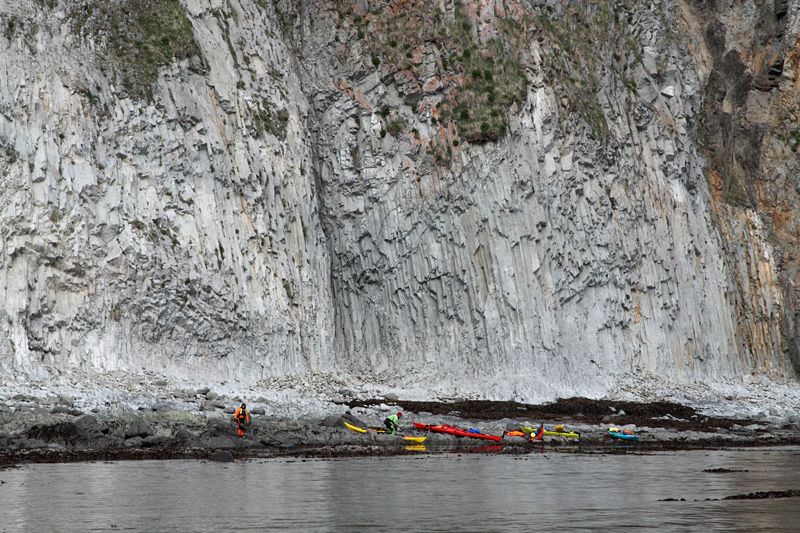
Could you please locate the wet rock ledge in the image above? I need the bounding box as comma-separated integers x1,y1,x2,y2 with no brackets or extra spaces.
2,394,800,467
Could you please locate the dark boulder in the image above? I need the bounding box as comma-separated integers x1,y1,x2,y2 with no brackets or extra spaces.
124,436,144,448
208,450,234,462
75,415,109,435
26,422,84,446
200,401,217,411
205,436,236,449
170,430,205,449
142,435,168,447
320,414,342,428
14,438,49,450
124,419,153,439
174,427,194,439
207,418,232,430
50,406,83,416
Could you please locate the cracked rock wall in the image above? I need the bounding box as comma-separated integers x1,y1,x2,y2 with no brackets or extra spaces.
1,0,336,386
0,0,797,401
302,0,795,400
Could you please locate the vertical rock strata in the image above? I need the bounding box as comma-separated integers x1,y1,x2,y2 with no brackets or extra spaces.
0,0,335,385
0,0,796,401
302,0,795,399
683,0,800,375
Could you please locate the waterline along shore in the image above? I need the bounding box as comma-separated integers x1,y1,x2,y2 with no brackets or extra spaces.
3,393,799,467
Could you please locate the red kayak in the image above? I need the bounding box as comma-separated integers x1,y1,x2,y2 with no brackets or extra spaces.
413,422,503,442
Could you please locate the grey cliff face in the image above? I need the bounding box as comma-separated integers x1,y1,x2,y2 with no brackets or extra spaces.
0,0,797,401
1,0,336,384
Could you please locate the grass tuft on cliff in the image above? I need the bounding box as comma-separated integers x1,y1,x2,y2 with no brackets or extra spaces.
339,0,650,145
344,1,528,145
67,0,201,102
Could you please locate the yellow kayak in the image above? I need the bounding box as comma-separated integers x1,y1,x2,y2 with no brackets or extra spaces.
344,421,368,433
343,421,426,443
520,425,580,439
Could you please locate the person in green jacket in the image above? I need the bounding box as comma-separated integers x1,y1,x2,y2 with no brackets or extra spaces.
384,412,402,434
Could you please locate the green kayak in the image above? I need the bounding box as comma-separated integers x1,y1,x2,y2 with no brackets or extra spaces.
520,425,580,439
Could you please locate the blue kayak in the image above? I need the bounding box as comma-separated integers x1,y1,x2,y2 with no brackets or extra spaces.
608,428,639,441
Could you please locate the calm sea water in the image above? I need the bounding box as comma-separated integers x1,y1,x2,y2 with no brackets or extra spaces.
1,447,799,532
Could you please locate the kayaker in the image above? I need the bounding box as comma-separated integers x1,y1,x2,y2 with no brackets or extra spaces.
384,412,402,434
234,402,250,437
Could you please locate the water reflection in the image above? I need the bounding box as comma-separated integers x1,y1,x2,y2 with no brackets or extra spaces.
0,448,798,531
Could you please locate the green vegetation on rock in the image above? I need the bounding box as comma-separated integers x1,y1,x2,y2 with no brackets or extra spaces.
534,4,621,140
334,0,652,145
439,6,527,143
725,176,748,207
333,2,527,144
0,141,19,167
67,0,201,102
253,98,290,140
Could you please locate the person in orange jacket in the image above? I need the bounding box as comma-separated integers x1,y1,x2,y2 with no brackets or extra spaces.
234,403,250,437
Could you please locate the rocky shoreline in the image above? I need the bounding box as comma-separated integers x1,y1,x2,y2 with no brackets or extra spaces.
2,392,799,468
